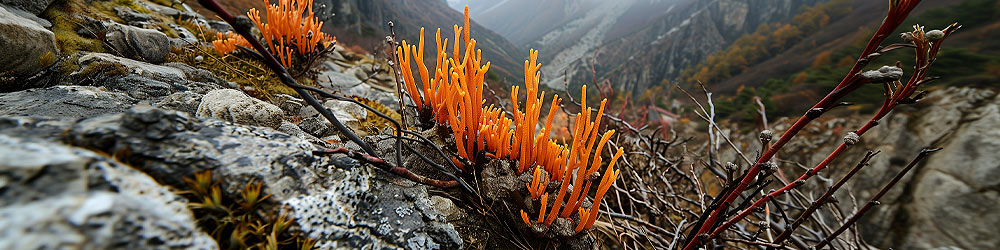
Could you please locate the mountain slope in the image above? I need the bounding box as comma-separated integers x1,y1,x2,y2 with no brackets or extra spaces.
456,0,823,93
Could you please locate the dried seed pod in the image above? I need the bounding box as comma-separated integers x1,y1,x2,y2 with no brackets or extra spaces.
725,162,738,172
844,132,861,145
900,32,914,43
861,65,904,83
759,162,778,176
759,130,773,143
925,29,945,42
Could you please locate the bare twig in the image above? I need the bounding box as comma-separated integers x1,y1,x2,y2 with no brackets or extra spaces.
814,148,941,249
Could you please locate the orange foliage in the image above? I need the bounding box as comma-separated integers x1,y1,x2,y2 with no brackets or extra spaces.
792,72,809,84
683,0,852,83
812,50,833,69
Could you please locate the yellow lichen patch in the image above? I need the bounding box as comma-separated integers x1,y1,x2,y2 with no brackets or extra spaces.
354,97,402,134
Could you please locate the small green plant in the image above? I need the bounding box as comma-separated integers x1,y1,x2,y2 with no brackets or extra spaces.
181,170,314,250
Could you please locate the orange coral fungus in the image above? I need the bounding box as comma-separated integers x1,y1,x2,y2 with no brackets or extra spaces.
397,6,492,161
212,0,335,68
396,6,623,234
212,31,251,55
519,85,624,232
526,166,547,199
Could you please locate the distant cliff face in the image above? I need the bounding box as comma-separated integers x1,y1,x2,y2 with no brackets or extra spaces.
460,0,820,92
315,0,524,80
595,0,822,94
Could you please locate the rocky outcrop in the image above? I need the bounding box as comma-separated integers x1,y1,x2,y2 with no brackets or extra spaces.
714,87,1000,249
465,0,819,92
583,0,819,93
853,87,1000,249
0,135,217,249
0,5,57,79
0,87,462,248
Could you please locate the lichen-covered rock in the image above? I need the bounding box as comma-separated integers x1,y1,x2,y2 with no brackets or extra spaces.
197,89,284,128
0,135,217,249
0,5,57,79
285,165,463,250
49,106,462,249
297,99,369,137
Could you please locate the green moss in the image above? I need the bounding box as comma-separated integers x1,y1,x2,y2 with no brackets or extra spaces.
42,1,106,54
0,71,15,87
55,53,84,77
157,23,179,38
38,52,56,68
167,46,299,101
78,61,129,77
111,0,152,14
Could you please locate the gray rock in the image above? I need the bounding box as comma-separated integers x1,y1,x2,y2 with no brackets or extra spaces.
316,69,398,107
0,0,54,15
320,61,343,72
113,6,151,24
168,23,198,47
0,3,49,27
155,91,203,114
104,23,171,63
206,20,232,33
296,99,367,137
347,66,368,80
297,116,334,137
0,86,138,119
140,1,199,20
871,87,1000,249
0,5,57,78
197,89,284,128
68,53,225,98
329,50,346,61
162,62,235,89
272,93,305,116
0,135,217,249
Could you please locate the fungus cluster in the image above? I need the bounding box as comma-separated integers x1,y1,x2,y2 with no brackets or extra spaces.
396,6,624,234
212,0,335,68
